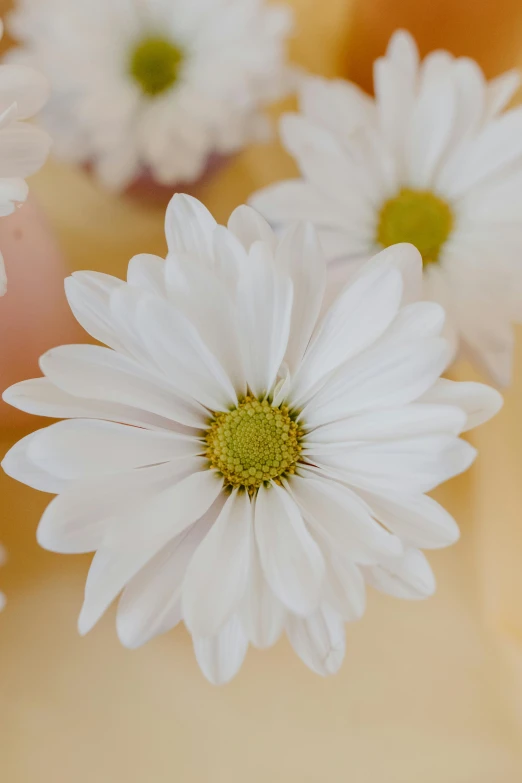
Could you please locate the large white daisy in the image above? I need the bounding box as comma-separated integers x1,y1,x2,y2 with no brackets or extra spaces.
0,17,50,295
8,0,293,191
252,29,522,386
2,195,501,683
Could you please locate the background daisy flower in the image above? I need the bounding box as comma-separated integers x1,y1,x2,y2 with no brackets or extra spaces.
7,0,293,191
2,194,501,683
252,29,522,387
0,17,50,295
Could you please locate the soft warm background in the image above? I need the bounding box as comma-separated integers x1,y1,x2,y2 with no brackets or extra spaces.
2,1,522,780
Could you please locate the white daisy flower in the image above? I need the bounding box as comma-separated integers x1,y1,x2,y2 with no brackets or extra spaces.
251,29,522,387
0,17,51,295
1,194,501,683
8,0,293,192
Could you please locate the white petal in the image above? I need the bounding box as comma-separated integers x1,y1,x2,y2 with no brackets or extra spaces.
227,204,276,251
2,377,186,432
137,295,237,411
0,63,49,118
78,469,222,635
212,225,248,286
193,614,249,685
438,107,522,197
109,284,172,366
183,490,252,637
387,29,419,73
375,31,418,163
407,51,456,187
291,265,403,405
484,69,521,121
165,194,216,264
64,272,127,353
236,240,293,397
255,482,324,615
117,514,216,649
286,603,346,676
302,337,451,427
275,222,326,372
127,253,166,297
1,430,70,494
165,248,246,394
463,322,514,389
419,378,503,431
384,301,446,342
357,244,423,305
321,550,366,622
0,121,51,178
250,178,350,230
239,540,285,648
40,344,207,429
357,489,460,549
363,548,436,599
305,404,466,447
299,74,374,137
314,435,476,494
289,472,402,564
279,113,374,220
445,57,485,153
27,419,201,480
316,227,367,262
37,461,188,554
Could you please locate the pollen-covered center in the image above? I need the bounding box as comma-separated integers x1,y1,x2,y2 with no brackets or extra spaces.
376,188,454,265
129,36,184,96
205,397,303,491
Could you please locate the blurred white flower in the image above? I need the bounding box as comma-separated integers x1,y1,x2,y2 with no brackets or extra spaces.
2,195,501,683
252,29,522,386
8,0,293,191
0,18,51,295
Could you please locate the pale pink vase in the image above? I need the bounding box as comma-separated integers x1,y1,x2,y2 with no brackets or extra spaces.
0,198,82,428
124,153,231,201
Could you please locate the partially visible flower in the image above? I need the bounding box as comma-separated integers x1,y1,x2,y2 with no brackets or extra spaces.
8,0,293,191
2,195,501,683
0,17,51,295
252,29,522,387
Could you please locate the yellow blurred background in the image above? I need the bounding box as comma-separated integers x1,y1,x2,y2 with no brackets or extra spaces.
2,0,522,780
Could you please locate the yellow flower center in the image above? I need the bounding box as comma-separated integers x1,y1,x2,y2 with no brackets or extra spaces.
205,397,303,492
129,36,184,97
376,188,454,265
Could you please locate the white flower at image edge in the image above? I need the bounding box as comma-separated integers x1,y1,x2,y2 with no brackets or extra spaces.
8,0,293,191
0,17,51,295
2,195,501,683
252,29,522,387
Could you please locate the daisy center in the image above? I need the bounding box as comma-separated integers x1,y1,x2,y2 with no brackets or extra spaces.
129,36,184,97
376,188,453,265
205,397,303,492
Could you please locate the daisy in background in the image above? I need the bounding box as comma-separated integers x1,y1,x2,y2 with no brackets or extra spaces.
0,16,50,610
1,194,501,682
252,29,522,387
7,0,293,192
0,17,51,295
